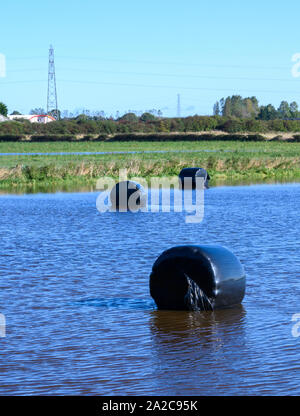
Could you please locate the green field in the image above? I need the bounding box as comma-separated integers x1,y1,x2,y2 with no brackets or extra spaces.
0,140,299,191
1,139,300,154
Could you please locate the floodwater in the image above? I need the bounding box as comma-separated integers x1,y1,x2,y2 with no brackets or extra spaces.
0,183,299,395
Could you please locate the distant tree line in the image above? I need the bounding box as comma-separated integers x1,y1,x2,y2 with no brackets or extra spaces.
2,112,300,136
213,95,300,120
2,96,300,136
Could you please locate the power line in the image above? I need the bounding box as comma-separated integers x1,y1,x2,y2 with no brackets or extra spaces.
55,56,291,71
0,80,46,84
1,76,299,96
1,77,300,96
55,79,300,95
7,55,291,71
6,67,297,83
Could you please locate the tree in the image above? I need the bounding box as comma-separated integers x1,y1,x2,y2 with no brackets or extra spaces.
158,120,169,132
75,114,89,121
231,95,244,117
148,109,159,116
48,109,61,120
10,110,22,115
250,96,259,116
219,98,225,115
0,102,8,116
290,101,299,118
140,112,157,122
61,110,69,119
223,97,232,116
244,98,254,117
118,112,139,122
92,110,106,120
30,108,46,115
278,101,291,119
220,95,260,118
258,104,278,120
213,101,220,115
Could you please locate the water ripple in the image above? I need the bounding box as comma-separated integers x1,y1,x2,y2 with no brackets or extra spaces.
0,184,299,395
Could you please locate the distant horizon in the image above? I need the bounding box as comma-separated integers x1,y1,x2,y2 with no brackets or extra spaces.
3,96,300,121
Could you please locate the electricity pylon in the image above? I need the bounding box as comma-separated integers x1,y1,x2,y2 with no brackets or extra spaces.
47,45,59,119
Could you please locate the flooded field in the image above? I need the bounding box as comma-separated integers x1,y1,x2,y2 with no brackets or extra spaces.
0,183,299,395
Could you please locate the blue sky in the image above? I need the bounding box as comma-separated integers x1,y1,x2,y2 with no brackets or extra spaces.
1,0,300,117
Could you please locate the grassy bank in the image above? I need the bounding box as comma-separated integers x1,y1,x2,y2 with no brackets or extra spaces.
0,140,299,189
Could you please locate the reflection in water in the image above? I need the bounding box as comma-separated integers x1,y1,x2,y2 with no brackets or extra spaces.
0,177,299,195
150,306,246,347
149,307,247,395
0,184,95,195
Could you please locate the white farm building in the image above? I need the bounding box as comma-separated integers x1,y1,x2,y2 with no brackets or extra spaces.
7,114,55,123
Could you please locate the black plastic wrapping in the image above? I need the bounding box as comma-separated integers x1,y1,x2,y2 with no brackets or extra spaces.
110,180,146,211
150,245,245,311
179,167,210,189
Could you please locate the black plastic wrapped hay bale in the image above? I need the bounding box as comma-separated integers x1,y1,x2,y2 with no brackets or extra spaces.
110,180,146,211
179,167,210,189
149,245,245,311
